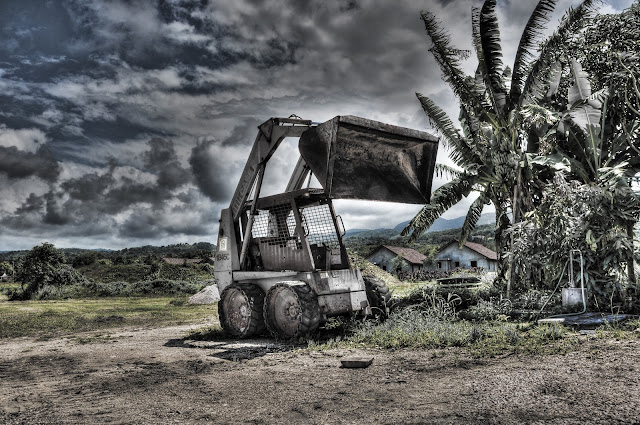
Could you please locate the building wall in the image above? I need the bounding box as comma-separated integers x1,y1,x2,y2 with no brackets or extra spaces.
436,245,496,271
366,248,422,273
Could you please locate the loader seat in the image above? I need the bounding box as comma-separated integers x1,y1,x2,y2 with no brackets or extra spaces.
310,244,330,270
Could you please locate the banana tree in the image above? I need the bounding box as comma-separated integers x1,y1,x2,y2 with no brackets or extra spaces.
522,57,640,292
404,0,601,289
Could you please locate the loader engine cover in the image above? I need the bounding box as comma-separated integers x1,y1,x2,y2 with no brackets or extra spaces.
298,115,439,204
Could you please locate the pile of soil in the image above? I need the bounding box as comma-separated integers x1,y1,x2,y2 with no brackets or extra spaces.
188,285,220,304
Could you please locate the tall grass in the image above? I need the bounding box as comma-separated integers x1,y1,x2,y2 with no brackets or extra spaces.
337,309,577,356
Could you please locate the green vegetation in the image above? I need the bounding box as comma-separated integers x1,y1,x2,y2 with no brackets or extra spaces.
0,241,217,338
1,242,214,301
77,261,212,284
342,312,578,357
400,0,640,306
0,297,217,338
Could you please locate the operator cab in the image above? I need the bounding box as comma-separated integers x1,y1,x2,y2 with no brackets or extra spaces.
242,188,349,272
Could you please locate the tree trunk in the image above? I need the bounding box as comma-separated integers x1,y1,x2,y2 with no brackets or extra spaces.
493,201,511,289
507,166,524,299
628,221,636,286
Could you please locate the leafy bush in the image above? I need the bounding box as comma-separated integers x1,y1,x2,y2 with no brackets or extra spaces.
79,279,204,297
460,297,512,322
349,309,475,349
508,174,639,311
121,279,203,296
12,277,206,300
344,308,575,356
398,281,499,312
12,242,92,300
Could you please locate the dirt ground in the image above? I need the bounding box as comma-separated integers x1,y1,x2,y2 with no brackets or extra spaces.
2,323,640,425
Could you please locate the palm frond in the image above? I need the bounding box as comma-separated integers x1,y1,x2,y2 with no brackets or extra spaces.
545,60,563,99
416,92,481,168
459,104,484,148
459,192,490,247
479,0,507,114
510,0,558,106
519,0,601,107
402,176,477,241
470,9,498,119
434,163,465,179
420,11,484,113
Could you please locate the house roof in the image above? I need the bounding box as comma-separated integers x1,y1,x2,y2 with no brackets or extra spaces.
367,245,427,265
438,240,497,261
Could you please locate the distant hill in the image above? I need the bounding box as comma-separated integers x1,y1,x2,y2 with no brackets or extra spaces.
347,213,495,239
0,242,216,261
344,228,387,238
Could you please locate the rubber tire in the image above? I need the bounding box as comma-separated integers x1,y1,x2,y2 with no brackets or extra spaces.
363,276,391,319
264,283,321,340
218,283,266,338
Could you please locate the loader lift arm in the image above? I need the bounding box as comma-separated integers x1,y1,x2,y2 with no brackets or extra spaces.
229,117,314,222
228,117,315,268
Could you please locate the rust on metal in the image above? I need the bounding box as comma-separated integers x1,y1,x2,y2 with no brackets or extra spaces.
298,115,439,204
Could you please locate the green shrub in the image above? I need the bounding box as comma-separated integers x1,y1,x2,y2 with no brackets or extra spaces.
400,282,499,313
460,297,512,322
349,309,475,349
121,279,203,296
22,279,205,300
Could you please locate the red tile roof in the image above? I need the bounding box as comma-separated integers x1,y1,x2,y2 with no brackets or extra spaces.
368,245,427,265
439,240,497,260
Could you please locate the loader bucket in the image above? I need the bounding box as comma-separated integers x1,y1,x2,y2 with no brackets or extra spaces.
298,115,439,204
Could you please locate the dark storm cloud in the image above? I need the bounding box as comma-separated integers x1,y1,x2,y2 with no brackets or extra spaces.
1,138,197,242
0,145,61,182
14,192,44,215
189,138,232,202
61,170,115,202
118,203,212,239
143,138,191,189
55,137,191,218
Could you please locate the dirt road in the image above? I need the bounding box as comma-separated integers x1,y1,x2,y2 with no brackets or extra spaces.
2,323,640,424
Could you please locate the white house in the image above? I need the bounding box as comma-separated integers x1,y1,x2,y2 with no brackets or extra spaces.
1,273,9,282
366,245,427,273
436,240,497,271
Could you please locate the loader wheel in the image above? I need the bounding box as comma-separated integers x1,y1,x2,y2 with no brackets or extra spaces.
364,276,391,319
218,283,265,338
264,283,321,339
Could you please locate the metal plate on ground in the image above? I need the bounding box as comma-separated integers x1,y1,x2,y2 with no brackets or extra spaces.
538,312,638,329
340,356,374,368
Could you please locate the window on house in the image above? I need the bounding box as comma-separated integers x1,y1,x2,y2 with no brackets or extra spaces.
455,261,460,268
437,262,441,269
471,261,477,268
382,265,387,271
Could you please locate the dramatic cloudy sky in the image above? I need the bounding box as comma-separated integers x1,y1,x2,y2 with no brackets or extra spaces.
0,0,632,250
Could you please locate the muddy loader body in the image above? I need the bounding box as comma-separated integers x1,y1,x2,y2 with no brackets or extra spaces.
214,116,438,339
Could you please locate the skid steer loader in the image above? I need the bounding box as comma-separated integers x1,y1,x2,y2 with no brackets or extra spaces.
214,115,438,339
